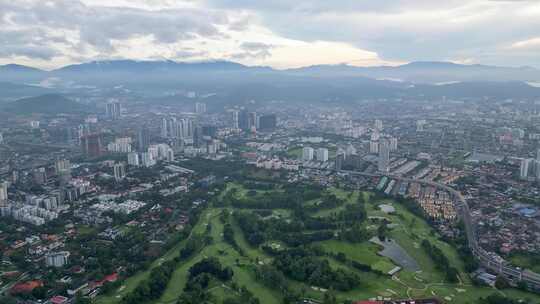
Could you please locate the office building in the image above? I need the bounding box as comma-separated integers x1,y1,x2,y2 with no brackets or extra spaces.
105,101,122,120
259,114,277,131
316,148,329,162
113,163,126,181
378,139,390,173
127,152,140,166
302,147,314,161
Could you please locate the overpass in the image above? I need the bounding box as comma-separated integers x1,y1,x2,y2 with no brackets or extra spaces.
337,169,540,290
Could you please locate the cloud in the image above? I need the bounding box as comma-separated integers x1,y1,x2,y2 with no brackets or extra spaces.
509,37,540,50
0,0,538,68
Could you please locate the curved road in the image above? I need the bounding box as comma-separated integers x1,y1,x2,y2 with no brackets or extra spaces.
338,169,540,290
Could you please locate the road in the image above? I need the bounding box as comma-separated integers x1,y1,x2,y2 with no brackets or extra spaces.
337,169,540,290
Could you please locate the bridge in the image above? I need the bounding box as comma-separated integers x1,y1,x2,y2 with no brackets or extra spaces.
337,169,540,290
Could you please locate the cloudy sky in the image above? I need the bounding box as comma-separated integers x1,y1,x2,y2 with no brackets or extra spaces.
0,0,539,69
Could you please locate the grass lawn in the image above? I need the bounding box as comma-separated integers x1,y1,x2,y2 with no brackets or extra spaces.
286,147,303,159
156,208,281,304
97,186,540,304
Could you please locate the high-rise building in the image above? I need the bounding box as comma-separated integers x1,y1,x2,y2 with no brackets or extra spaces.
521,158,532,180
369,140,379,154
161,117,169,138
195,102,207,114
416,120,426,132
105,101,122,120
127,152,140,166
302,147,314,161
378,139,390,173
81,133,102,157
231,110,239,129
248,112,259,130
335,153,345,170
259,114,277,131
108,137,132,153
389,137,398,151
114,163,126,181
141,152,155,167
202,125,218,137
238,110,250,131
137,127,150,152
375,119,383,131
0,181,8,207
0,132,3,145
316,148,329,162
165,148,175,162
55,159,72,186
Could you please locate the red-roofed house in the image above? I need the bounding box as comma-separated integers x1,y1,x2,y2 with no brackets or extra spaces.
49,295,69,304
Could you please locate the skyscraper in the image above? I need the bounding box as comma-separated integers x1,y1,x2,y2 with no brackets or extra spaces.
137,126,150,152
106,101,122,120
248,112,258,130
259,114,277,131
238,110,250,131
231,110,239,129
55,159,72,186
378,139,390,173
81,133,102,158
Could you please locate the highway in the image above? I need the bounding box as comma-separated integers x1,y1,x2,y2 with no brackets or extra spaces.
338,169,540,290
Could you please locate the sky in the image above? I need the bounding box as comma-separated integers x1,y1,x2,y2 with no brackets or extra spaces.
0,0,539,70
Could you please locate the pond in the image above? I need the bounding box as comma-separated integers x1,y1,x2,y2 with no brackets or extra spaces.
370,236,420,271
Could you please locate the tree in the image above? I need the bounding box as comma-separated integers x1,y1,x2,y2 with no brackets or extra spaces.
494,275,510,290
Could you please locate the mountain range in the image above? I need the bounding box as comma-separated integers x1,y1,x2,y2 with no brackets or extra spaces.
1,60,540,103
1,60,539,84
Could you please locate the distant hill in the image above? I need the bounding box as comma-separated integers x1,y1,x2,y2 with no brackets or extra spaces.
2,94,92,115
285,61,540,83
0,82,51,101
0,64,47,83
53,59,262,74
1,59,538,84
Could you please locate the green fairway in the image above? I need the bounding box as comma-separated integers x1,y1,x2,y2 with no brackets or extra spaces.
96,184,540,304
